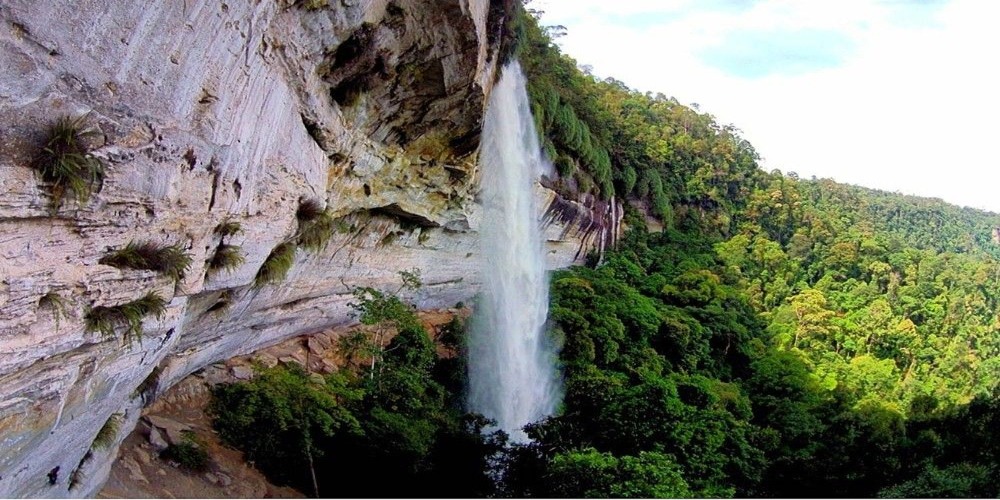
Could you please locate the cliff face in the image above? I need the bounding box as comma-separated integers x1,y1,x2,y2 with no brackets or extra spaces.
0,1,617,497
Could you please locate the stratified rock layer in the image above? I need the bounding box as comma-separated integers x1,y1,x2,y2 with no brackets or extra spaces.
0,1,617,497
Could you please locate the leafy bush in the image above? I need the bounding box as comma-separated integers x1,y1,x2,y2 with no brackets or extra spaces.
100,241,192,281
211,363,361,493
31,115,104,210
296,199,335,252
208,244,244,273
162,436,209,472
545,449,692,498
554,154,576,177
85,293,167,345
253,242,297,287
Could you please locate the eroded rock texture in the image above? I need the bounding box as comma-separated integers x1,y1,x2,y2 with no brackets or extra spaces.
0,1,617,497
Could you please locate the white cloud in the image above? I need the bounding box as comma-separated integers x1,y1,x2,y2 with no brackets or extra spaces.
533,0,1000,212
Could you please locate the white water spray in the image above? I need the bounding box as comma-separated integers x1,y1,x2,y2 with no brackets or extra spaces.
467,62,561,443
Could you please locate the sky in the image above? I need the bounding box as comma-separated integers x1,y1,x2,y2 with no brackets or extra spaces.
533,0,1000,213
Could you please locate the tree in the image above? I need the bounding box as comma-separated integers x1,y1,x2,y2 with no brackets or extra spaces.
210,363,361,496
346,268,423,379
545,449,692,498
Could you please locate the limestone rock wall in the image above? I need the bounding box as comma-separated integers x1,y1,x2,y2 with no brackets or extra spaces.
0,0,614,497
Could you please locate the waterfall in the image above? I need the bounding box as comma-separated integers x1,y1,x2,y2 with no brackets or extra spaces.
467,62,561,443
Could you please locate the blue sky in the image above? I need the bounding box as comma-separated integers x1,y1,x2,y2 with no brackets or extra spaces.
699,28,855,78
533,0,1000,213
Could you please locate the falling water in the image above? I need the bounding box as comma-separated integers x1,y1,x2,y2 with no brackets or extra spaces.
467,62,561,443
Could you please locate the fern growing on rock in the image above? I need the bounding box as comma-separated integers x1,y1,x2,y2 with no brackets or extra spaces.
296,199,336,252
92,413,124,450
214,220,243,238
31,115,105,211
38,291,68,330
254,242,297,288
209,244,245,273
100,241,192,281
85,293,167,346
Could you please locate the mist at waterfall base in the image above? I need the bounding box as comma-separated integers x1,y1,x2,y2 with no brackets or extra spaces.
466,62,562,443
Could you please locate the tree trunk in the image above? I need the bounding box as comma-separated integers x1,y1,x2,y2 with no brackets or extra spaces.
306,445,319,498
369,329,383,381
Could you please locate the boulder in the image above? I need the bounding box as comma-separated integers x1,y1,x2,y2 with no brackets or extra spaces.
147,427,169,453
145,416,190,446
231,365,254,381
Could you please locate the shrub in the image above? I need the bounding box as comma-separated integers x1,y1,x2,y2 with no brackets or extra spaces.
162,435,209,472
210,363,361,493
555,154,576,177
296,199,335,252
208,244,244,273
214,220,242,238
100,241,192,281
92,413,124,450
31,115,104,210
254,242,297,287
85,293,167,346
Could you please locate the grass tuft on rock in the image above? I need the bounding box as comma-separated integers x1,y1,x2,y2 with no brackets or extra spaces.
296,198,325,222
85,293,167,346
39,291,69,330
296,199,335,252
92,413,124,450
32,115,105,211
67,451,93,492
254,242,297,288
100,241,192,281
215,220,242,238
209,244,245,273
